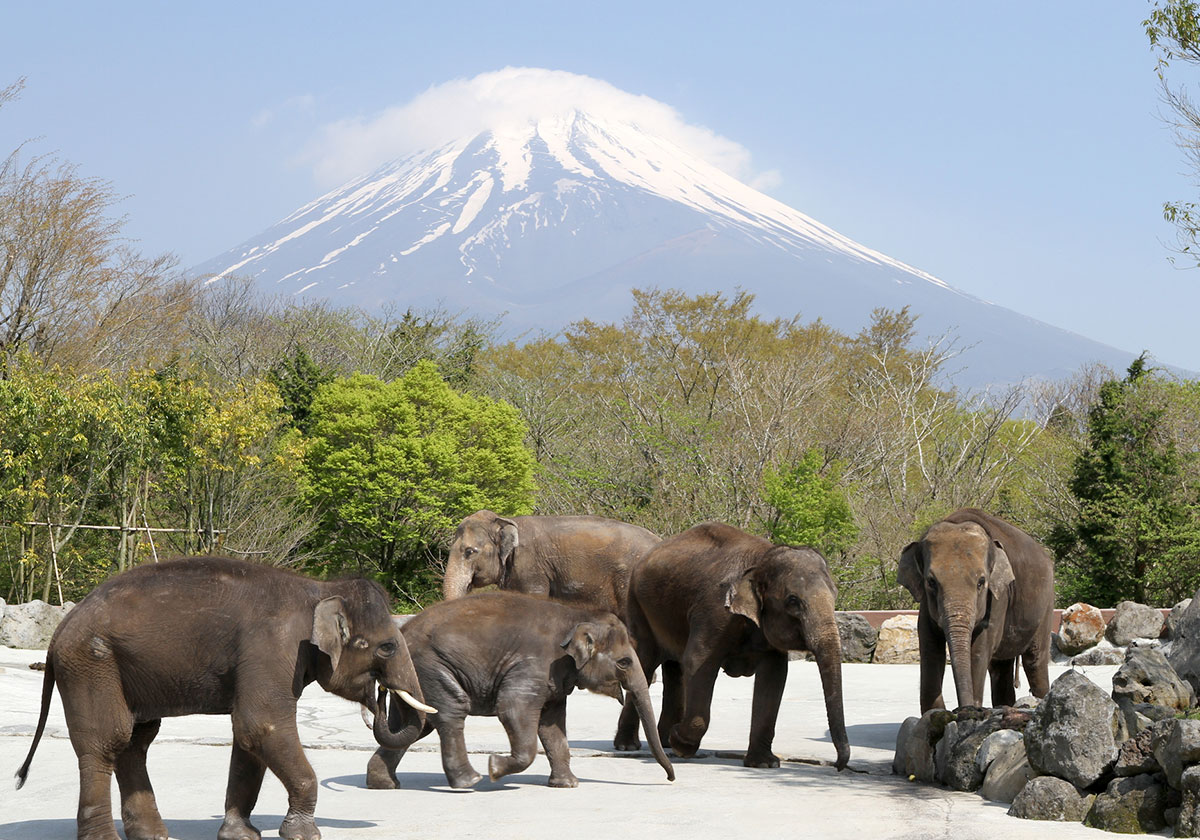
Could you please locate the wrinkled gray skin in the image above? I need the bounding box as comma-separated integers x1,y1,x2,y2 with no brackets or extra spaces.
614,522,849,771
441,510,661,621
897,508,1055,713
15,557,428,840
366,591,674,789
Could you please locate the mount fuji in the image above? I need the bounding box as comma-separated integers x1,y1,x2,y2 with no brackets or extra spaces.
196,93,1139,387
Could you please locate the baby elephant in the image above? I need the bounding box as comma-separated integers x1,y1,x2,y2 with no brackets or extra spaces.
367,591,675,789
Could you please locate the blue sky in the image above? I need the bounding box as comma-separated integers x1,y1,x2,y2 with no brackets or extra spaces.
3,2,1199,371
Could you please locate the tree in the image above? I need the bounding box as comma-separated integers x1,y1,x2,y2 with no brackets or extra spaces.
1048,355,1200,605
296,362,536,604
1146,1,1200,264
761,448,858,558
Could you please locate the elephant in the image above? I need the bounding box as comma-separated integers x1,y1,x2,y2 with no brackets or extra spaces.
441,510,661,621
14,556,434,840
897,508,1055,713
365,591,675,790
613,521,850,771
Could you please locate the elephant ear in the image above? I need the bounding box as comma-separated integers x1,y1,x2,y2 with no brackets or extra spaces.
724,569,761,626
897,542,925,603
312,596,352,671
496,517,519,588
988,540,1015,600
561,622,596,669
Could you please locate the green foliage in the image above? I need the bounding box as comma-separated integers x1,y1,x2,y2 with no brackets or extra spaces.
269,347,333,434
295,361,535,604
761,448,858,556
1048,356,1200,605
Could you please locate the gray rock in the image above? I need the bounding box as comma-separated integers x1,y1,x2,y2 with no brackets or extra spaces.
1177,765,1200,836
937,708,1008,791
1050,632,1073,665
1115,727,1163,777
1071,642,1126,667
1116,701,1179,740
835,612,877,663
1059,602,1106,655
1107,601,1166,647
1113,646,1196,712
892,716,918,776
1084,773,1169,833
873,614,920,664
977,728,1023,774
897,709,955,782
980,737,1036,804
1025,669,1120,789
1008,775,1096,822
1168,599,1193,641
1170,591,1200,697
0,600,71,649
1153,718,1200,789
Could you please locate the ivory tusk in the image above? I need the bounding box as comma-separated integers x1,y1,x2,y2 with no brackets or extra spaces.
360,704,374,730
393,688,438,715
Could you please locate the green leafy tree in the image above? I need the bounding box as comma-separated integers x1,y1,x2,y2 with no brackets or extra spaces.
1048,355,1200,605
761,448,858,556
297,361,536,604
268,346,334,434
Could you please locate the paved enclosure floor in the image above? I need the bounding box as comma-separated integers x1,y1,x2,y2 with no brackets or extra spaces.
0,645,1121,839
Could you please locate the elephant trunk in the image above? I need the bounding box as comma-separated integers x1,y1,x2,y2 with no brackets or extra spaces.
807,618,850,770
946,615,977,709
372,640,431,750
622,655,675,781
442,558,474,601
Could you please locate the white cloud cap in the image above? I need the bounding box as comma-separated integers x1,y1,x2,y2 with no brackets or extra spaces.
303,67,779,191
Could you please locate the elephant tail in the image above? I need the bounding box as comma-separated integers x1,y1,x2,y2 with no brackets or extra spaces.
14,656,55,789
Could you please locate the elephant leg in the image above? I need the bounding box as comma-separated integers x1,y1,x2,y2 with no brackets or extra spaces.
435,715,482,789
59,667,132,840
916,610,947,713
671,648,721,758
989,658,1017,708
366,720,432,790
538,699,577,788
1023,613,1053,699
219,743,266,840
657,661,684,748
489,697,540,782
745,650,787,768
115,719,167,840
614,597,659,752
239,717,320,840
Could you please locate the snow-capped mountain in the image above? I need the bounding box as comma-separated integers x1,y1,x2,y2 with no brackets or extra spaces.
196,108,1140,387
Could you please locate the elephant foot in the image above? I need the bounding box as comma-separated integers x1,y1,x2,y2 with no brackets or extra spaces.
279,812,321,840
365,753,400,790
613,732,641,752
218,816,262,840
121,810,168,840
743,748,780,769
446,768,483,789
547,771,579,788
668,726,700,759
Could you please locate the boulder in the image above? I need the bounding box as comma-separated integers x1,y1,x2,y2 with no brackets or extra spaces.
1071,642,1126,667
1115,726,1164,777
1169,591,1200,696
1168,599,1193,642
0,600,72,649
976,728,1023,775
873,614,920,664
1024,669,1120,789
981,737,1037,804
1112,646,1196,712
1153,718,1200,789
1008,775,1096,822
935,709,1002,792
1177,766,1200,837
1084,773,1170,833
892,716,919,776
1106,601,1166,647
835,613,877,664
1059,602,1106,655
895,709,955,782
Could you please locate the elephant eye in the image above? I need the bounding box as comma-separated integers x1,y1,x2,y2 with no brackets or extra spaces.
977,577,986,590
463,546,478,557
926,578,938,592
785,594,801,610
617,657,633,670
378,641,397,658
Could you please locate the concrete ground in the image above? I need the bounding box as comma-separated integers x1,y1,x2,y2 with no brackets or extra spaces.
0,645,1122,839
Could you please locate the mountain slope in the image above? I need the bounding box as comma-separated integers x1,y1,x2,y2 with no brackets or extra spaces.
196,110,1140,387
